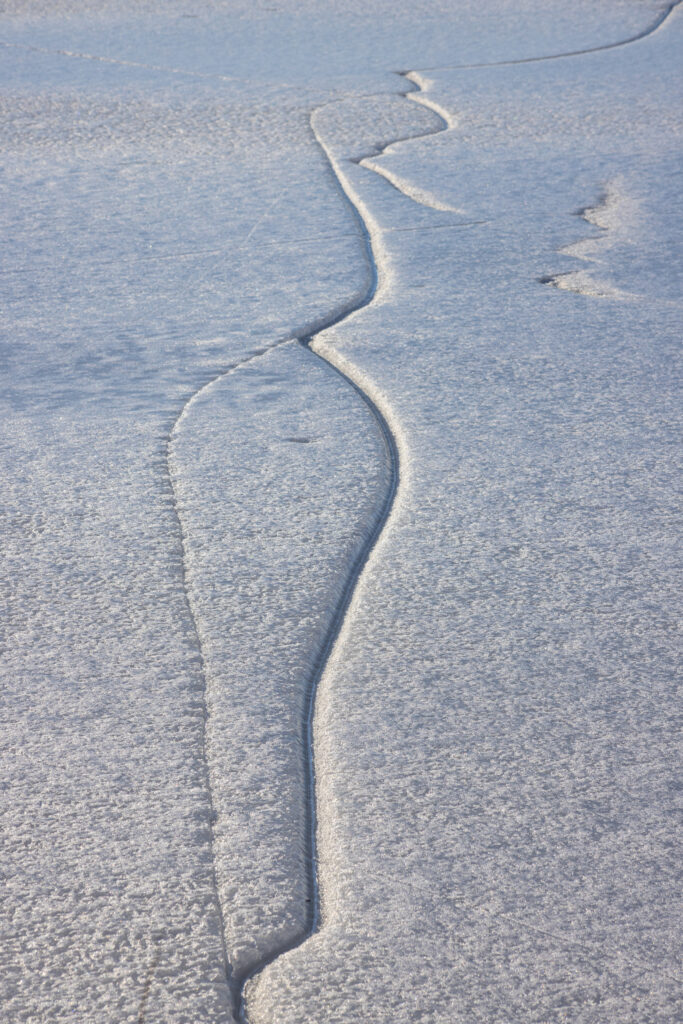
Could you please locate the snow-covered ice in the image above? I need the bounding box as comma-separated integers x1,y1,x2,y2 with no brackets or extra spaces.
170,338,392,983
1,2,681,1022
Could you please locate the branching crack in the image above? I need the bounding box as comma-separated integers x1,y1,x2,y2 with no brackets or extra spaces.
157,4,682,1020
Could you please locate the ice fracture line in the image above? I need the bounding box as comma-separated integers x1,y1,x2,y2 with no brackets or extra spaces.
417,0,681,70
234,97,403,1021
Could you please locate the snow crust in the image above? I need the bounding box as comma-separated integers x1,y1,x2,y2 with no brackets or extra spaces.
1,1,680,1022
251,11,683,1022
170,339,390,981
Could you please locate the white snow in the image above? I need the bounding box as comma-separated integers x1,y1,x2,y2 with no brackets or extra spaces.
1,2,680,1022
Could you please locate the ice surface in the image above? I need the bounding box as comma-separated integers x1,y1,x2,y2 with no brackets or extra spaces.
1,1,681,1022
170,339,391,982
251,10,683,1023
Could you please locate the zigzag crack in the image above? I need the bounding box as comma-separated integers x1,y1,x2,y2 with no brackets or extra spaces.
540,181,635,299
356,71,461,213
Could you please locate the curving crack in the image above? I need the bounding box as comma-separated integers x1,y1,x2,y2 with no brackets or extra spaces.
356,71,462,213
402,69,455,131
231,102,403,1023
165,337,298,1018
415,0,681,70
165,148,402,1019
146,3,683,1019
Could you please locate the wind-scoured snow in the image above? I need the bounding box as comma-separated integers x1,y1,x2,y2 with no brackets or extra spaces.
541,180,638,299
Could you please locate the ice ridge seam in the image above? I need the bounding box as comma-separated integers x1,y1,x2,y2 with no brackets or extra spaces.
233,100,401,1021
237,69,457,1022
355,71,463,213
167,274,393,1018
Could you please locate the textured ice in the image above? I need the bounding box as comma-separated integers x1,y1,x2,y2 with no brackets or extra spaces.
170,339,390,982
1,1,681,1022
251,10,683,1023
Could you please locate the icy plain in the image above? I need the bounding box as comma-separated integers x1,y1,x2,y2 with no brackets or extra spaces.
1,2,681,1022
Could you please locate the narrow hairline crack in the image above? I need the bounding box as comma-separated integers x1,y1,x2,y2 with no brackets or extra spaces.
410,0,681,71
2,1,678,88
